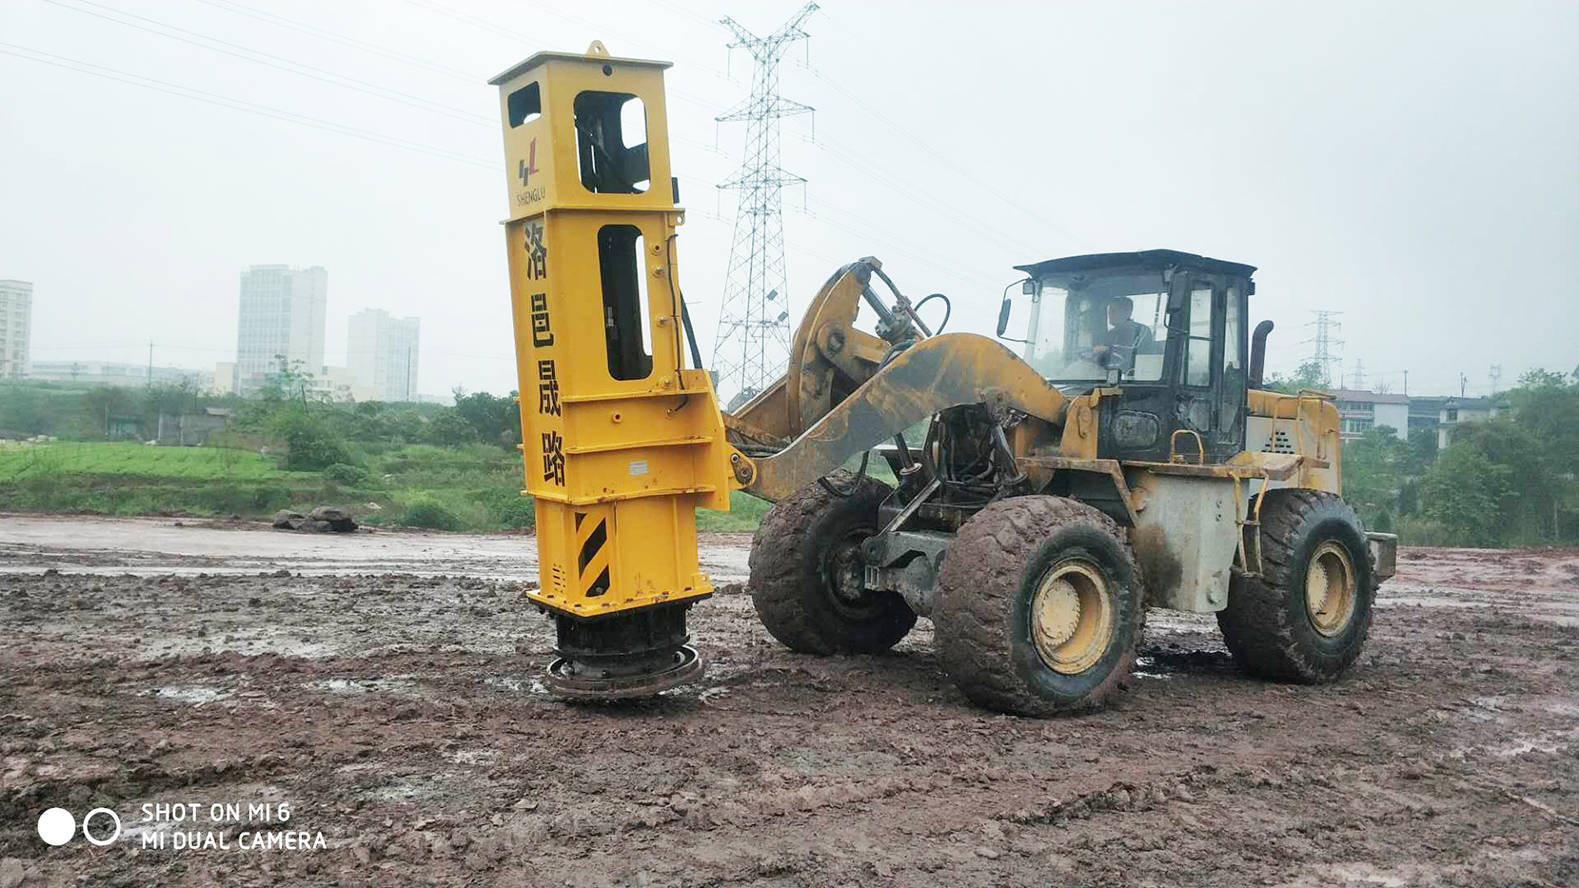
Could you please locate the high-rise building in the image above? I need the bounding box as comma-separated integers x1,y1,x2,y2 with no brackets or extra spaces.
0,280,33,379
347,308,420,402
235,265,327,396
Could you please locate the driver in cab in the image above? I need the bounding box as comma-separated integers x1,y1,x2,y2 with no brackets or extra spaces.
1089,296,1151,371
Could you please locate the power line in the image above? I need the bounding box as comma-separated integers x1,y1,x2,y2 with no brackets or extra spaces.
399,0,728,111
804,6,1095,252
801,63,1088,253
401,0,739,90
646,0,722,31
193,0,479,82
799,199,1008,297
42,0,494,129
54,0,1047,277
805,130,1049,261
0,42,496,169
52,0,729,164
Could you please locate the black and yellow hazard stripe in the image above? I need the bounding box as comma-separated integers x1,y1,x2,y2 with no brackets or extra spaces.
573,509,611,597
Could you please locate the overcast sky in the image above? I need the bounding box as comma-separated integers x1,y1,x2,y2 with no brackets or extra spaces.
3,0,1576,399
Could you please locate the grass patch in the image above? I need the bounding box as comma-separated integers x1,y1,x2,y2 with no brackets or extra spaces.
353,444,530,532
0,441,774,533
0,442,289,481
0,475,295,517
698,491,772,532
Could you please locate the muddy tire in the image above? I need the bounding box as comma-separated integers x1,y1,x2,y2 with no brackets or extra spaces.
933,496,1145,717
1218,489,1376,683
748,471,916,655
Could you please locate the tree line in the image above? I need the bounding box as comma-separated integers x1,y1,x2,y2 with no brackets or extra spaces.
0,360,524,471
5,358,1575,547
1339,369,1579,546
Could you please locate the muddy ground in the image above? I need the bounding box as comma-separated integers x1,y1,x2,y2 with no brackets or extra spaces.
0,514,1575,887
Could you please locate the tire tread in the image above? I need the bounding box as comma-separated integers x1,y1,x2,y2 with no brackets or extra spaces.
748,471,915,654
1217,489,1377,682
934,496,1145,716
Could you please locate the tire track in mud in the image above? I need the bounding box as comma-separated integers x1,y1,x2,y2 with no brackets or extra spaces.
0,535,1575,886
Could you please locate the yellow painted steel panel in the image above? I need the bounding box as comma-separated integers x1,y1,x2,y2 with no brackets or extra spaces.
494,45,741,619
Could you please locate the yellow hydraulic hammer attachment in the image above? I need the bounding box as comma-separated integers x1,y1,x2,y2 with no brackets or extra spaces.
491,43,746,698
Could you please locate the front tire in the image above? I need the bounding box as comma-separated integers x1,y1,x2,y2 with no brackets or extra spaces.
1217,489,1376,682
934,496,1145,717
748,471,917,655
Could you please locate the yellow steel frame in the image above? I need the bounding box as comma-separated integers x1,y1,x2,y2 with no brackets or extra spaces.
492,43,743,620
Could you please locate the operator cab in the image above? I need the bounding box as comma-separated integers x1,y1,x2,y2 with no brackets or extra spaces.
999,250,1258,464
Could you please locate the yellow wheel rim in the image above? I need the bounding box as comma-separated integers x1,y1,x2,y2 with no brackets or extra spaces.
1031,560,1116,675
1305,541,1357,637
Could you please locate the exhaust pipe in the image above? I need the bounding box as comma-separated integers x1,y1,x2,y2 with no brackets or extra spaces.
1249,320,1274,389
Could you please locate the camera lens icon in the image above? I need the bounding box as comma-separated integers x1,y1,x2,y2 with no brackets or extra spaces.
37,808,74,846
83,808,123,846
37,807,121,846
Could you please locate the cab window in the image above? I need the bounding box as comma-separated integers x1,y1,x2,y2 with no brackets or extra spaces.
1181,285,1213,387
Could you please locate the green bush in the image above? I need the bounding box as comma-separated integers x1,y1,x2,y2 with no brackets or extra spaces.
1421,443,1515,546
274,408,351,471
420,408,478,447
484,487,535,530
453,390,521,449
371,444,511,480
403,497,460,530
322,462,371,486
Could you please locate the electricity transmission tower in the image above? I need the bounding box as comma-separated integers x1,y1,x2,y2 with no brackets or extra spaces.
1350,357,1366,390
711,3,818,405
1303,311,1344,388
1489,364,1502,395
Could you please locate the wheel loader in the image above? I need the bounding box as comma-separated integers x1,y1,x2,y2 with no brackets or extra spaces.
489,44,1398,716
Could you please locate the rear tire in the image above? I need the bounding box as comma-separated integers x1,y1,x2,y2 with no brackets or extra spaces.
934,496,1145,717
748,471,917,655
1217,489,1376,682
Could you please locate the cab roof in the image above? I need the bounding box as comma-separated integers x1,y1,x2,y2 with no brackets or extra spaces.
1015,249,1256,280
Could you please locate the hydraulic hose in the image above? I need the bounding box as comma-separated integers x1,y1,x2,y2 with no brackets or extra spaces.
913,292,951,335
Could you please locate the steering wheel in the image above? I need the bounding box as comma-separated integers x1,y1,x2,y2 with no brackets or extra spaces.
1079,347,1126,371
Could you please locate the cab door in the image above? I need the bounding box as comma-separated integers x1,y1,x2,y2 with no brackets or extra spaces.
1097,272,1245,465
1174,275,1247,464
1214,281,1249,459
1172,277,1218,462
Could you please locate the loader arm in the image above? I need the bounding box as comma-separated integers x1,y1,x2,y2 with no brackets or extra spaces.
743,333,1069,501
725,256,919,448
